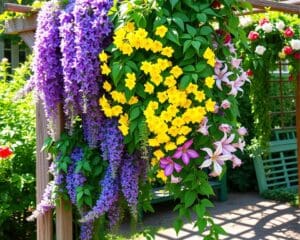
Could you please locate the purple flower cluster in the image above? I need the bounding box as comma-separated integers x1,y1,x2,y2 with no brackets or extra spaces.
108,201,121,229
72,0,113,146
31,1,63,121
100,118,124,177
66,147,86,204
121,154,139,216
81,167,119,223
80,221,94,240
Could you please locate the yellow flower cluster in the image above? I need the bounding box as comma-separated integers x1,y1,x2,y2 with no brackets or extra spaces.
203,47,216,67
113,22,173,57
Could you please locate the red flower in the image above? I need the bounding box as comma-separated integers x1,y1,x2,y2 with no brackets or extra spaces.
284,27,294,38
224,33,232,44
259,18,269,26
0,147,13,159
294,52,300,60
248,31,259,41
211,0,221,9
283,46,293,55
289,75,294,82
246,69,253,77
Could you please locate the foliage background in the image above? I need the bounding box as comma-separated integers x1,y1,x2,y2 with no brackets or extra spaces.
0,58,36,239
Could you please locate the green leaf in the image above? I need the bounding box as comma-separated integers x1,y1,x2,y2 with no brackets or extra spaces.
130,106,141,121
195,62,207,72
201,199,214,208
183,65,195,72
84,197,93,208
183,40,192,53
112,62,122,86
214,225,227,235
184,191,197,208
83,161,92,172
170,0,179,9
186,24,197,37
172,17,185,31
195,204,205,218
179,75,192,90
199,182,215,196
173,218,183,235
191,40,201,54
199,26,213,36
166,29,181,45
197,219,207,233
196,13,207,23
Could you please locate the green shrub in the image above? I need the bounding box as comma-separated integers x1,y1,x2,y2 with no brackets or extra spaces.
0,57,36,239
262,188,298,206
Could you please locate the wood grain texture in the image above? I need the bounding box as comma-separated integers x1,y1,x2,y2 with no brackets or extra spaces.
4,3,34,13
36,100,53,240
4,13,37,34
248,0,300,14
53,105,73,240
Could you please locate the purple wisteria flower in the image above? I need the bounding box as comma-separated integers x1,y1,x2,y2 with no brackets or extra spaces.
80,221,94,240
73,0,113,146
80,167,119,223
121,154,139,215
100,118,124,177
66,147,86,204
173,139,199,165
31,1,63,122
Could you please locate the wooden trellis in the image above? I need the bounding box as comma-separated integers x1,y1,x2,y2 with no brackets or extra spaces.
2,0,300,239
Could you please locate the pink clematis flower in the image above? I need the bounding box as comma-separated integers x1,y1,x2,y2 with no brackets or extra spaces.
233,138,246,152
197,117,210,136
231,58,242,69
238,127,248,136
214,133,237,155
160,157,182,176
228,78,244,97
231,154,242,168
171,175,182,183
221,99,231,109
219,123,232,133
200,144,232,176
214,63,233,90
173,139,199,165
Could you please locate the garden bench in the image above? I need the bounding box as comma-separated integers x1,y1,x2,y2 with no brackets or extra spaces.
253,129,299,193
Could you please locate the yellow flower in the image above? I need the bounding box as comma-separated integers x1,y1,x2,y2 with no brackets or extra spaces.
164,75,177,87
176,136,187,145
151,157,159,166
125,72,136,90
118,124,129,136
156,133,170,143
160,111,173,122
128,96,139,105
144,38,154,51
110,91,126,104
148,101,159,110
136,28,148,39
157,91,168,103
194,90,206,102
101,63,111,75
161,47,174,58
154,149,165,159
151,73,163,86
165,142,177,151
111,105,123,116
170,66,183,79
149,138,160,147
99,51,109,62
151,40,163,53
155,25,168,38
203,47,215,60
141,61,152,74
205,76,215,88
120,43,133,56
186,83,198,94
278,51,286,59
179,126,192,135
103,81,112,92
144,82,155,94
205,98,216,112
157,170,167,182
124,22,135,32
207,58,216,67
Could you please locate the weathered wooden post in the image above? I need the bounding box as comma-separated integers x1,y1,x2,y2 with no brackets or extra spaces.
4,4,73,239
296,50,300,208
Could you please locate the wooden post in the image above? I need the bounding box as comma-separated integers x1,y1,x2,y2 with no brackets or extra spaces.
297,59,300,208
53,105,73,240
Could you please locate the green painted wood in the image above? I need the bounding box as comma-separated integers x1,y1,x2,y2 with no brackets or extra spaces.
253,132,299,193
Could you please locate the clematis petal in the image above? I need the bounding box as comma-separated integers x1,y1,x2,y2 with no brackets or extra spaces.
200,159,212,169
218,154,232,162
183,139,193,149
164,164,174,176
171,175,181,183
173,149,182,159
215,143,223,156
182,153,190,165
213,161,223,176
187,149,199,158
174,163,182,173
201,147,213,157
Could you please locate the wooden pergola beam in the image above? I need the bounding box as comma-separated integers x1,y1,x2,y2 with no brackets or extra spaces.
247,0,300,14
4,3,34,13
